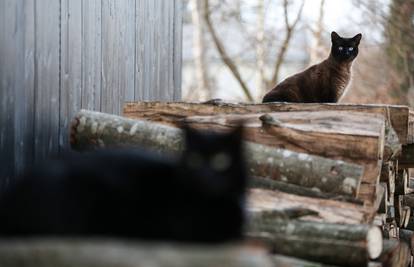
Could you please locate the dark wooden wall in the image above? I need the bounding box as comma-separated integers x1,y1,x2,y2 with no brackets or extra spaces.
0,0,183,187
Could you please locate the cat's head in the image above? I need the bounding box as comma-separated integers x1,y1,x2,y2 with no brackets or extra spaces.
179,125,246,196
330,31,362,63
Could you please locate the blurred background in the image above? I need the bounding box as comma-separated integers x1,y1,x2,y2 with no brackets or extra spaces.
181,0,414,105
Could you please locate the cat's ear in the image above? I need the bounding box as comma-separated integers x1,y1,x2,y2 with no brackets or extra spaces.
352,33,362,45
331,31,341,43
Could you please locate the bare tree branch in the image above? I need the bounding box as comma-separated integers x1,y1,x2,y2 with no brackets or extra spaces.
269,0,305,86
203,0,254,102
256,0,267,94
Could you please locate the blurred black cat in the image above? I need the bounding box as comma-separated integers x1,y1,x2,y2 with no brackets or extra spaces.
0,126,246,243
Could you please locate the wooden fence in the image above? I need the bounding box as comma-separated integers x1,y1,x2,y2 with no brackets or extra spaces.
0,0,183,186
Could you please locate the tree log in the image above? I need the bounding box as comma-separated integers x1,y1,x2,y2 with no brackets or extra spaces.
407,110,414,144
70,110,364,197
405,217,414,231
398,144,414,168
250,177,363,204
396,169,409,195
379,182,388,214
180,111,385,162
123,101,409,145
379,239,411,267
381,162,396,200
383,222,399,239
248,189,375,224
0,239,273,267
247,218,382,267
395,195,411,228
399,229,414,256
125,102,398,204
403,194,414,208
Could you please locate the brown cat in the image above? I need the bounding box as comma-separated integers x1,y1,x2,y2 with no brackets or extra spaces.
262,31,362,103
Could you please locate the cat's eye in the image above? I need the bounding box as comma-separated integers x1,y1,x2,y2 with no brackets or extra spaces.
348,47,354,51
210,153,232,172
338,46,344,51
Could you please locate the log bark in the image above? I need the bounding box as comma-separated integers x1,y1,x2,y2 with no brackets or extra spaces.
182,111,383,202
399,229,414,255
250,177,363,204
405,217,414,231
123,101,409,145
407,110,414,144
399,144,414,168
396,169,409,195
379,182,388,214
124,101,400,204
0,239,273,267
381,162,396,199
379,239,411,267
402,194,414,208
395,195,411,228
145,109,386,164
247,218,382,267
71,110,364,197
383,222,399,239
248,189,375,224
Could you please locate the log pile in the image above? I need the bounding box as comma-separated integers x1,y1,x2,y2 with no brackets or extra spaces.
65,101,414,266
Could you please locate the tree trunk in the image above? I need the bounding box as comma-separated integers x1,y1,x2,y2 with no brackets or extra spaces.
70,110,364,197
189,0,211,101
378,239,411,267
250,176,363,204
248,217,382,267
248,188,375,225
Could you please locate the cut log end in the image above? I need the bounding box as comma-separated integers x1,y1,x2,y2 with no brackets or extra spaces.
368,226,383,259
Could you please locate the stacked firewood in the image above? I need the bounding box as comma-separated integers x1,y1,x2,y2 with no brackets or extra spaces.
65,101,414,267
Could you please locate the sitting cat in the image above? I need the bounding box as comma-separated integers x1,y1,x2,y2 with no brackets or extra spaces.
0,126,246,243
263,31,362,103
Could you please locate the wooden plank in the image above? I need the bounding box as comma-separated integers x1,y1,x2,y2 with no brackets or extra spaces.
151,0,161,100
120,0,136,102
101,0,135,114
101,1,120,114
135,0,146,101
81,0,102,111
12,0,26,177
173,0,183,101
0,0,17,186
123,102,409,144
34,0,60,162
60,0,82,151
19,0,36,176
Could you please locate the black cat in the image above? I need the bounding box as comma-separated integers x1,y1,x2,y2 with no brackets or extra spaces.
263,31,362,103
0,126,246,243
